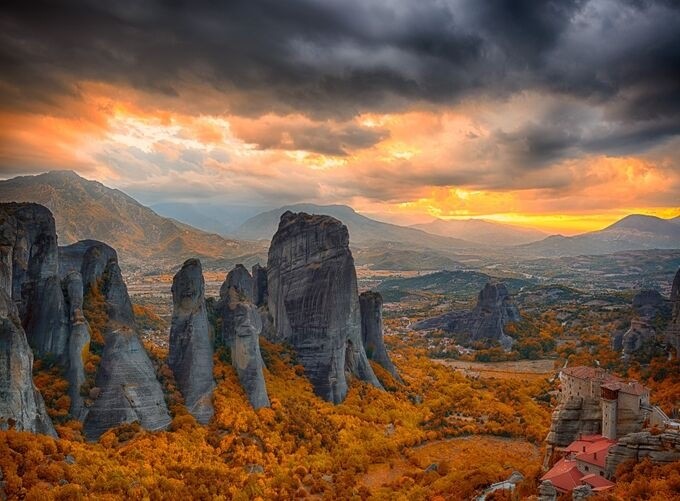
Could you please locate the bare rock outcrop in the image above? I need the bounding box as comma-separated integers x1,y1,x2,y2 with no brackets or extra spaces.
62,242,171,440
62,271,90,420
0,205,56,436
230,302,270,409
545,396,602,448
169,259,215,424
251,264,267,307
4,204,70,363
606,430,680,477
667,268,680,355
359,291,401,382
220,264,253,303
413,281,520,349
621,289,670,358
266,211,381,403
218,265,270,409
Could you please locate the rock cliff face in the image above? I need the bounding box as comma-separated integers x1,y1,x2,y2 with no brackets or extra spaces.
667,268,680,355
4,204,70,363
621,289,670,358
251,264,267,307
230,302,270,409
606,430,680,477
220,264,253,303
218,264,270,409
545,397,602,448
266,211,381,403
62,271,90,420
359,291,400,381
168,259,215,424
0,205,56,436
413,281,520,349
62,242,171,440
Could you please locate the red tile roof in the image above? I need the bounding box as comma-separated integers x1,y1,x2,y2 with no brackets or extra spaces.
542,435,617,493
541,459,583,492
581,474,615,491
601,381,648,396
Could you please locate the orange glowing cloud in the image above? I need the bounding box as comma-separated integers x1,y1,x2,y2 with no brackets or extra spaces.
0,82,678,235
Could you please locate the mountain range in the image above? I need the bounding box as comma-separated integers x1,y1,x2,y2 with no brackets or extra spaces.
0,171,678,271
0,171,263,269
233,203,476,252
411,218,547,245
518,214,680,257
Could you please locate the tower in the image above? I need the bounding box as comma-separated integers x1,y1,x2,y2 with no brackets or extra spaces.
601,386,618,439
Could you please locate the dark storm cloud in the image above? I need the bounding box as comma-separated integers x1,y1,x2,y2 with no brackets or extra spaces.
1,0,679,154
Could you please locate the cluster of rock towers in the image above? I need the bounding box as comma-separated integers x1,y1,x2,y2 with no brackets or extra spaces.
1,204,400,439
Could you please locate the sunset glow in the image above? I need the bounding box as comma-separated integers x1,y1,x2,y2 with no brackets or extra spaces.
1,1,678,234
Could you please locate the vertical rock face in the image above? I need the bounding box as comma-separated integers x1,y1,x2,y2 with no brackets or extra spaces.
605,431,680,477
62,271,90,420
251,264,268,307
413,281,519,349
622,289,670,358
169,259,215,424
4,204,69,363
230,302,270,409
218,264,270,409
0,206,56,436
267,211,381,403
666,268,680,355
359,291,401,381
61,242,171,440
220,264,253,303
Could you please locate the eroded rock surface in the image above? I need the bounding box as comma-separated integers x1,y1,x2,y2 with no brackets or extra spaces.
545,396,602,449
62,271,90,420
605,430,680,477
5,204,69,363
0,205,56,436
251,264,267,307
621,289,670,358
413,281,520,349
71,243,170,440
359,291,401,382
169,259,215,423
220,264,253,303
230,302,270,409
267,211,381,403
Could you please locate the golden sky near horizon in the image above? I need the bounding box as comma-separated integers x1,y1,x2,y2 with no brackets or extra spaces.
1,1,679,235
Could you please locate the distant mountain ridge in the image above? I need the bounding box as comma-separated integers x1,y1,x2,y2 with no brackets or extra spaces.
234,203,477,251
519,214,680,257
411,218,547,245
0,171,261,268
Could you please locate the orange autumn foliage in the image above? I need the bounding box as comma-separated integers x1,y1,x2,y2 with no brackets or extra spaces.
2,337,554,500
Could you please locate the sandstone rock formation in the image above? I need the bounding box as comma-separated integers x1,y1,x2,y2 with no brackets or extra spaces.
359,291,401,382
667,268,680,355
61,242,171,440
251,264,267,307
621,319,657,357
220,264,253,303
545,396,602,448
0,293,57,436
0,205,56,436
605,430,680,477
230,302,270,409
413,281,520,349
4,204,69,363
62,271,90,420
621,289,670,358
169,259,215,424
218,265,270,409
266,211,381,403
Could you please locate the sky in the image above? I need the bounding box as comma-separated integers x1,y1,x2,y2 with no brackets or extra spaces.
1,0,679,234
